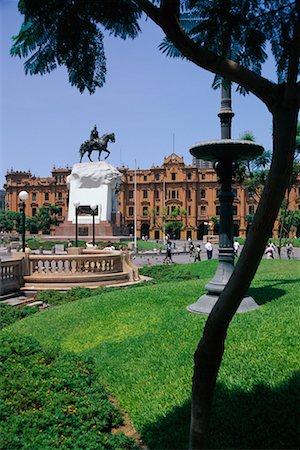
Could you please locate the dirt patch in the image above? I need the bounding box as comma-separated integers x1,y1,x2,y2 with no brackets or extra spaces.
109,395,148,449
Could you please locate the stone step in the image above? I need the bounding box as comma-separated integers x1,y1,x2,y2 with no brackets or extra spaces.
23,271,129,284
1,296,35,306
26,300,44,307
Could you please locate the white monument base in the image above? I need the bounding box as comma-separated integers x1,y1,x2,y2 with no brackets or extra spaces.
67,161,121,224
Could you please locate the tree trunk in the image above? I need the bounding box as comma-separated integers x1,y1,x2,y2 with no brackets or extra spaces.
189,106,298,449
278,188,292,251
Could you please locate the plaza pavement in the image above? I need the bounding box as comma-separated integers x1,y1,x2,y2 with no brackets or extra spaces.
131,241,300,267
0,240,299,267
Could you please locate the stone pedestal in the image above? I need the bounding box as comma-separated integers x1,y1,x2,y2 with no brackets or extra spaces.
67,162,121,225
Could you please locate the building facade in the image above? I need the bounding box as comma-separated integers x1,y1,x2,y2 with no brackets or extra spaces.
3,155,300,239
118,153,252,240
4,167,71,224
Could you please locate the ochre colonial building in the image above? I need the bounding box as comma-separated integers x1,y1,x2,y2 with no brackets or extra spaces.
4,167,71,225
118,153,252,240
3,154,300,239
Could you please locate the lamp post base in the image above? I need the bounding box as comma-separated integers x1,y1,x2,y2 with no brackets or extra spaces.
187,293,259,315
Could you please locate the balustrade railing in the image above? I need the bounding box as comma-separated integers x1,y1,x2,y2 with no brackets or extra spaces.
1,250,139,296
27,253,123,276
0,258,24,295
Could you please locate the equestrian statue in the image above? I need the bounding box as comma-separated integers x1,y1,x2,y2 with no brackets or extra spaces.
79,125,115,162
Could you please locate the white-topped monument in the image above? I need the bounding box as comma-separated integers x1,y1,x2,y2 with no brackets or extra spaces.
67,161,121,224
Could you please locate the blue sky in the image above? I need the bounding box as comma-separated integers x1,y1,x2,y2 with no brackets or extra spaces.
1,1,276,187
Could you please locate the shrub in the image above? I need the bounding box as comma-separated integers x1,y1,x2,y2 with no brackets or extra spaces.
0,305,38,330
36,287,105,306
0,335,138,449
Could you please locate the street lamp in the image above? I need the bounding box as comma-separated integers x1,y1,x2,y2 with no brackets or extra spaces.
90,204,97,247
18,190,28,252
73,201,80,247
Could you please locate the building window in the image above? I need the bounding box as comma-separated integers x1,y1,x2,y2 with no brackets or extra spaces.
129,175,133,182
187,189,191,199
167,206,170,215
216,206,221,215
188,206,191,215
143,206,148,216
129,190,134,199
233,205,238,216
143,190,148,199
32,207,36,216
155,190,159,200
45,192,49,201
32,192,36,201
129,206,134,216
171,190,176,199
200,189,206,199
201,174,206,180
171,173,176,181
155,173,160,180
58,207,63,216
171,206,176,213
200,205,206,215
249,205,255,215
187,173,192,180
144,175,147,181
155,206,159,215
58,192,62,200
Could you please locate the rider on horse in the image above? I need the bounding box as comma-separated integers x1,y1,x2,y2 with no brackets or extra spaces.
79,126,115,163
90,125,99,146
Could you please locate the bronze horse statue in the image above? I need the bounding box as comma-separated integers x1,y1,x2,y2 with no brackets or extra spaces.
79,132,115,162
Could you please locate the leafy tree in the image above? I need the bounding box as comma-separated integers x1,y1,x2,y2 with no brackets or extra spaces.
11,1,300,448
278,162,300,246
278,205,300,238
35,205,60,234
234,132,272,196
0,211,21,232
170,206,180,218
164,220,183,236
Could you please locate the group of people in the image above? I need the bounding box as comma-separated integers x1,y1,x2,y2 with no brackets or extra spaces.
188,238,214,262
265,241,294,259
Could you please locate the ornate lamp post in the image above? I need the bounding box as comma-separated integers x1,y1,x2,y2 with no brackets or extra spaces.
73,201,80,247
18,190,29,252
188,85,263,314
90,204,97,247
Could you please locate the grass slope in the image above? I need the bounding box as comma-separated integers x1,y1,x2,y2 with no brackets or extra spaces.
2,260,299,449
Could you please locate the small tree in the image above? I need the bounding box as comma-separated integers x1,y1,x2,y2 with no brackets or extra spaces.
0,211,19,232
164,220,183,237
35,205,60,234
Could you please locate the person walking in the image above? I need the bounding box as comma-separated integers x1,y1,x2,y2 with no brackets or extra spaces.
233,240,240,257
194,244,201,262
164,241,173,264
189,240,195,257
265,242,274,259
205,240,213,260
286,241,293,259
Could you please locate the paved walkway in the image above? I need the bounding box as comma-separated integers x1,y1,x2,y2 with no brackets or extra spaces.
132,242,299,267
1,241,299,266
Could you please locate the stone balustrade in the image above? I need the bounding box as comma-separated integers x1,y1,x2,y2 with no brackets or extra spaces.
0,258,24,296
26,253,123,276
1,250,140,296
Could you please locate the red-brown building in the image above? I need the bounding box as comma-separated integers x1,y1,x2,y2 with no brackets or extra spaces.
3,154,300,239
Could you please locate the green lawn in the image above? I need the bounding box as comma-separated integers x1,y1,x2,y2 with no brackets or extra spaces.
1,260,299,449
